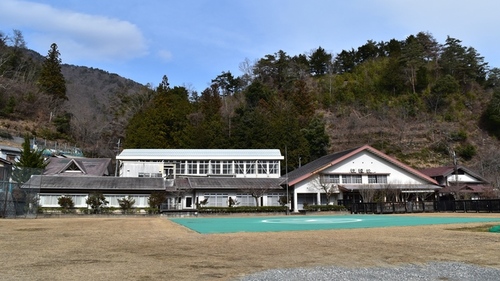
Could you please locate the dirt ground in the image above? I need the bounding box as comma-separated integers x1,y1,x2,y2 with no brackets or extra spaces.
1,213,499,281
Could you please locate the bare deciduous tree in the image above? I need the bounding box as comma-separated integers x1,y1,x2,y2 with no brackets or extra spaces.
311,175,339,205
358,187,377,203
239,186,272,207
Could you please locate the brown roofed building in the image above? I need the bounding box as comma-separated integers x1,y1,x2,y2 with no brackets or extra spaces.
419,165,496,200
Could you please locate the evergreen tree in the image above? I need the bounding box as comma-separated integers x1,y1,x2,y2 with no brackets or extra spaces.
38,43,67,101
123,80,192,148
309,46,332,76
86,192,108,214
481,89,500,138
12,135,47,184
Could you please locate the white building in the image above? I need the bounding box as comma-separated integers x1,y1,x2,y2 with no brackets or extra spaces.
116,149,285,209
117,149,283,179
283,145,441,212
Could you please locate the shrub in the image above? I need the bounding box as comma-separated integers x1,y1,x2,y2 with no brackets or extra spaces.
456,143,477,161
449,130,467,142
86,192,108,214
303,204,347,212
198,206,287,214
118,196,136,214
148,191,167,213
57,195,74,213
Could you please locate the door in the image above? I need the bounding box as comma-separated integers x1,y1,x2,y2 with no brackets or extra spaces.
185,197,192,208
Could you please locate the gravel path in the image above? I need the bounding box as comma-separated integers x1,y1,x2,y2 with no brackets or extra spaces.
238,262,500,281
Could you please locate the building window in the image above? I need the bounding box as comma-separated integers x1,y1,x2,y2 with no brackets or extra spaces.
39,194,87,208
199,161,209,174
105,195,149,208
257,160,268,174
269,161,279,174
204,193,228,207
211,161,221,174
267,193,285,206
175,161,186,175
342,174,362,184
235,161,245,174
246,161,256,175
321,174,340,184
368,175,388,184
222,161,232,174
236,193,255,206
187,161,197,175
138,172,162,178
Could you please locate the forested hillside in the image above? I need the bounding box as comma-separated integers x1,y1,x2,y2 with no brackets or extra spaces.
0,30,147,157
1,30,500,186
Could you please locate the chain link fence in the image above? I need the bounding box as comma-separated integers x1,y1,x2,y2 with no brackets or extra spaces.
0,167,42,218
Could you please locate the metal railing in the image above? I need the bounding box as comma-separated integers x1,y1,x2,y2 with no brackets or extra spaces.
342,199,500,214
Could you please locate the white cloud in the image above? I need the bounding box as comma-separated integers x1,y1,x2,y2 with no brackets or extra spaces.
0,0,148,62
157,50,173,62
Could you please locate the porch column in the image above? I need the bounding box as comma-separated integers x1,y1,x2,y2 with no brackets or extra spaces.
316,192,321,205
293,188,298,212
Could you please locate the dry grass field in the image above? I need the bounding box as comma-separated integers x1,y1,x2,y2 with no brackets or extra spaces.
1,213,500,281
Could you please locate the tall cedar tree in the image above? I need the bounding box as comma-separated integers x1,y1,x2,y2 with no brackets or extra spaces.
12,135,47,184
38,43,67,101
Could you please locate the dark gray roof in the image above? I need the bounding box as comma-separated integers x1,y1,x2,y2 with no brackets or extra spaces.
23,175,165,191
0,145,21,153
283,147,359,184
44,158,112,176
177,177,284,190
22,175,283,192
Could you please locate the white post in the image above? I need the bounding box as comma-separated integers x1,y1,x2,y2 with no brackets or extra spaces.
293,189,298,212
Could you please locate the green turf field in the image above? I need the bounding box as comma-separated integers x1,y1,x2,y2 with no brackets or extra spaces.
170,215,500,234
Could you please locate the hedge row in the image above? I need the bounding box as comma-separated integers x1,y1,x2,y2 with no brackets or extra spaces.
198,206,287,213
303,204,347,212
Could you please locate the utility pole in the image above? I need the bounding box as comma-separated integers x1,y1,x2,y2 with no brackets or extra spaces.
114,139,121,177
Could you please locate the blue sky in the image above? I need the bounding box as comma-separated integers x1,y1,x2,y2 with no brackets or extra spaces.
1,0,499,92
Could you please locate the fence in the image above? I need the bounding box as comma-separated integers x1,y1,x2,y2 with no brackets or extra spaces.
0,182,40,218
345,199,500,214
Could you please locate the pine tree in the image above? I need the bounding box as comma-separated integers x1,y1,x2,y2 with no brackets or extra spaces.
38,43,67,101
12,135,47,184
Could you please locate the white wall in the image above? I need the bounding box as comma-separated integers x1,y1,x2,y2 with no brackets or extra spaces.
446,173,480,184
321,151,428,185
39,194,151,208
121,162,164,177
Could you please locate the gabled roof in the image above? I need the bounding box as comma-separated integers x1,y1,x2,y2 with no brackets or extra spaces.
117,149,284,160
283,145,438,186
419,165,488,183
439,184,490,194
44,158,112,176
23,175,164,191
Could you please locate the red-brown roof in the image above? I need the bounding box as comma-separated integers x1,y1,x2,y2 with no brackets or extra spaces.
284,145,438,186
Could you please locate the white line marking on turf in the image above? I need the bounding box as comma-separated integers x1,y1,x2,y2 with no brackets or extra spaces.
261,218,363,224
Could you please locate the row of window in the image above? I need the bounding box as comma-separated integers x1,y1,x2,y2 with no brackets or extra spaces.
38,193,286,208
202,193,285,207
169,160,280,176
39,194,150,208
321,174,388,184
138,172,163,178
